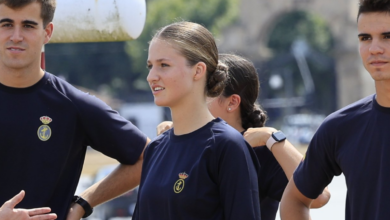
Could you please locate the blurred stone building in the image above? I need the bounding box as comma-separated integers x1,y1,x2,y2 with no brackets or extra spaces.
219,0,374,110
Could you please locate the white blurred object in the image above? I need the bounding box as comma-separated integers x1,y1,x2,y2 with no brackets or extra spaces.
119,103,165,139
269,74,283,90
280,114,325,145
75,175,92,195
51,0,146,43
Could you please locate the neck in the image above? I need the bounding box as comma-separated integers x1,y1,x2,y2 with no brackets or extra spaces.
170,100,215,135
0,66,44,88
223,111,245,133
375,80,390,107
229,122,245,133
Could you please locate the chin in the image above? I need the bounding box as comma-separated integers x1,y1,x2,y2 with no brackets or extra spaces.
4,61,28,69
369,70,390,81
153,98,169,107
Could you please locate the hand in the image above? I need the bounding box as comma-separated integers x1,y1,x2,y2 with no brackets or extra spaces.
156,121,173,135
0,190,57,220
65,203,84,220
243,127,277,147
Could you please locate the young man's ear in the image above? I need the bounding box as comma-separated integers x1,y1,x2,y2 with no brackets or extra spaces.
227,94,241,112
44,22,54,44
193,62,207,81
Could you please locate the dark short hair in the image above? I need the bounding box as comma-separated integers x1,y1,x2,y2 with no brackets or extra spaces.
0,0,56,27
358,0,390,20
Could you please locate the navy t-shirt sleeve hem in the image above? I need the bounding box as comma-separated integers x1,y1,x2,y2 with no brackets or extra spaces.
116,133,147,165
293,170,321,200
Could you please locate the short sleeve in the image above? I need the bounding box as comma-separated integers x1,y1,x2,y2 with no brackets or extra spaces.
75,93,147,164
217,138,261,220
293,120,342,199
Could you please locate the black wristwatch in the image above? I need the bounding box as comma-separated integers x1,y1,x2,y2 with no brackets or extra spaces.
72,195,93,218
266,130,287,150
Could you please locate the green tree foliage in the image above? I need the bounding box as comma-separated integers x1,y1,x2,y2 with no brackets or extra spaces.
126,0,239,90
267,10,334,54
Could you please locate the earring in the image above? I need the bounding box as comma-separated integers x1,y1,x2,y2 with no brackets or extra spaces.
228,108,231,111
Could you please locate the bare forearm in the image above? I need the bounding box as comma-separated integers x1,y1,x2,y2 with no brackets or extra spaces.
243,128,329,209
66,161,143,220
280,179,312,220
67,139,150,220
81,160,142,207
280,199,311,220
271,140,302,179
80,138,149,207
244,128,302,179
271,141,331,208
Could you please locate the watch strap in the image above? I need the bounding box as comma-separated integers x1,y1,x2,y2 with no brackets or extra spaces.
72,195,93,218
266,133,278,151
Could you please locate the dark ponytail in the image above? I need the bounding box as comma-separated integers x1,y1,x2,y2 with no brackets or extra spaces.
219,54,268,129
241,104,267,129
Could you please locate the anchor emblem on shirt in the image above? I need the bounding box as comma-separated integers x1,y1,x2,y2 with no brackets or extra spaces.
173,172,189,193
37,116,52,141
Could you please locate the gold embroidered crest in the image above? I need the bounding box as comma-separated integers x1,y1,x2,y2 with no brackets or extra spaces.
173,172,188,193
37,116,52,141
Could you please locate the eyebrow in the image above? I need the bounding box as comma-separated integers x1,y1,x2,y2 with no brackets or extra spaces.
156,58,170,62
0,18,13,23
358,32,390,37
147,58,171,63
0,18,38,26
22,20,38,26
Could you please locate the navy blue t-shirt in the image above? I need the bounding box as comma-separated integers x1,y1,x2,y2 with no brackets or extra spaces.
259,197,279,220
294,94,390,220
254,146,288,220
133,118,260,220
0,72,147,220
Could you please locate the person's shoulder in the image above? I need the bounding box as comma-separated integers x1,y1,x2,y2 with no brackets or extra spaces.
148,129,171,148
210,118,244,139
323,94,375,125
312,94,375,139
209,118,247,148
45,72,112,108
152,129,170,142
45,72,89,97
143,129,171,157
334,94,374,114
46,72,78,90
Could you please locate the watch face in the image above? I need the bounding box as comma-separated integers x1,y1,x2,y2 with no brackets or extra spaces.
273,131,286,142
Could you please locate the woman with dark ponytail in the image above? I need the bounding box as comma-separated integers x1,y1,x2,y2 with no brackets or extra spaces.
158,53,330,220
133,22,261,220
